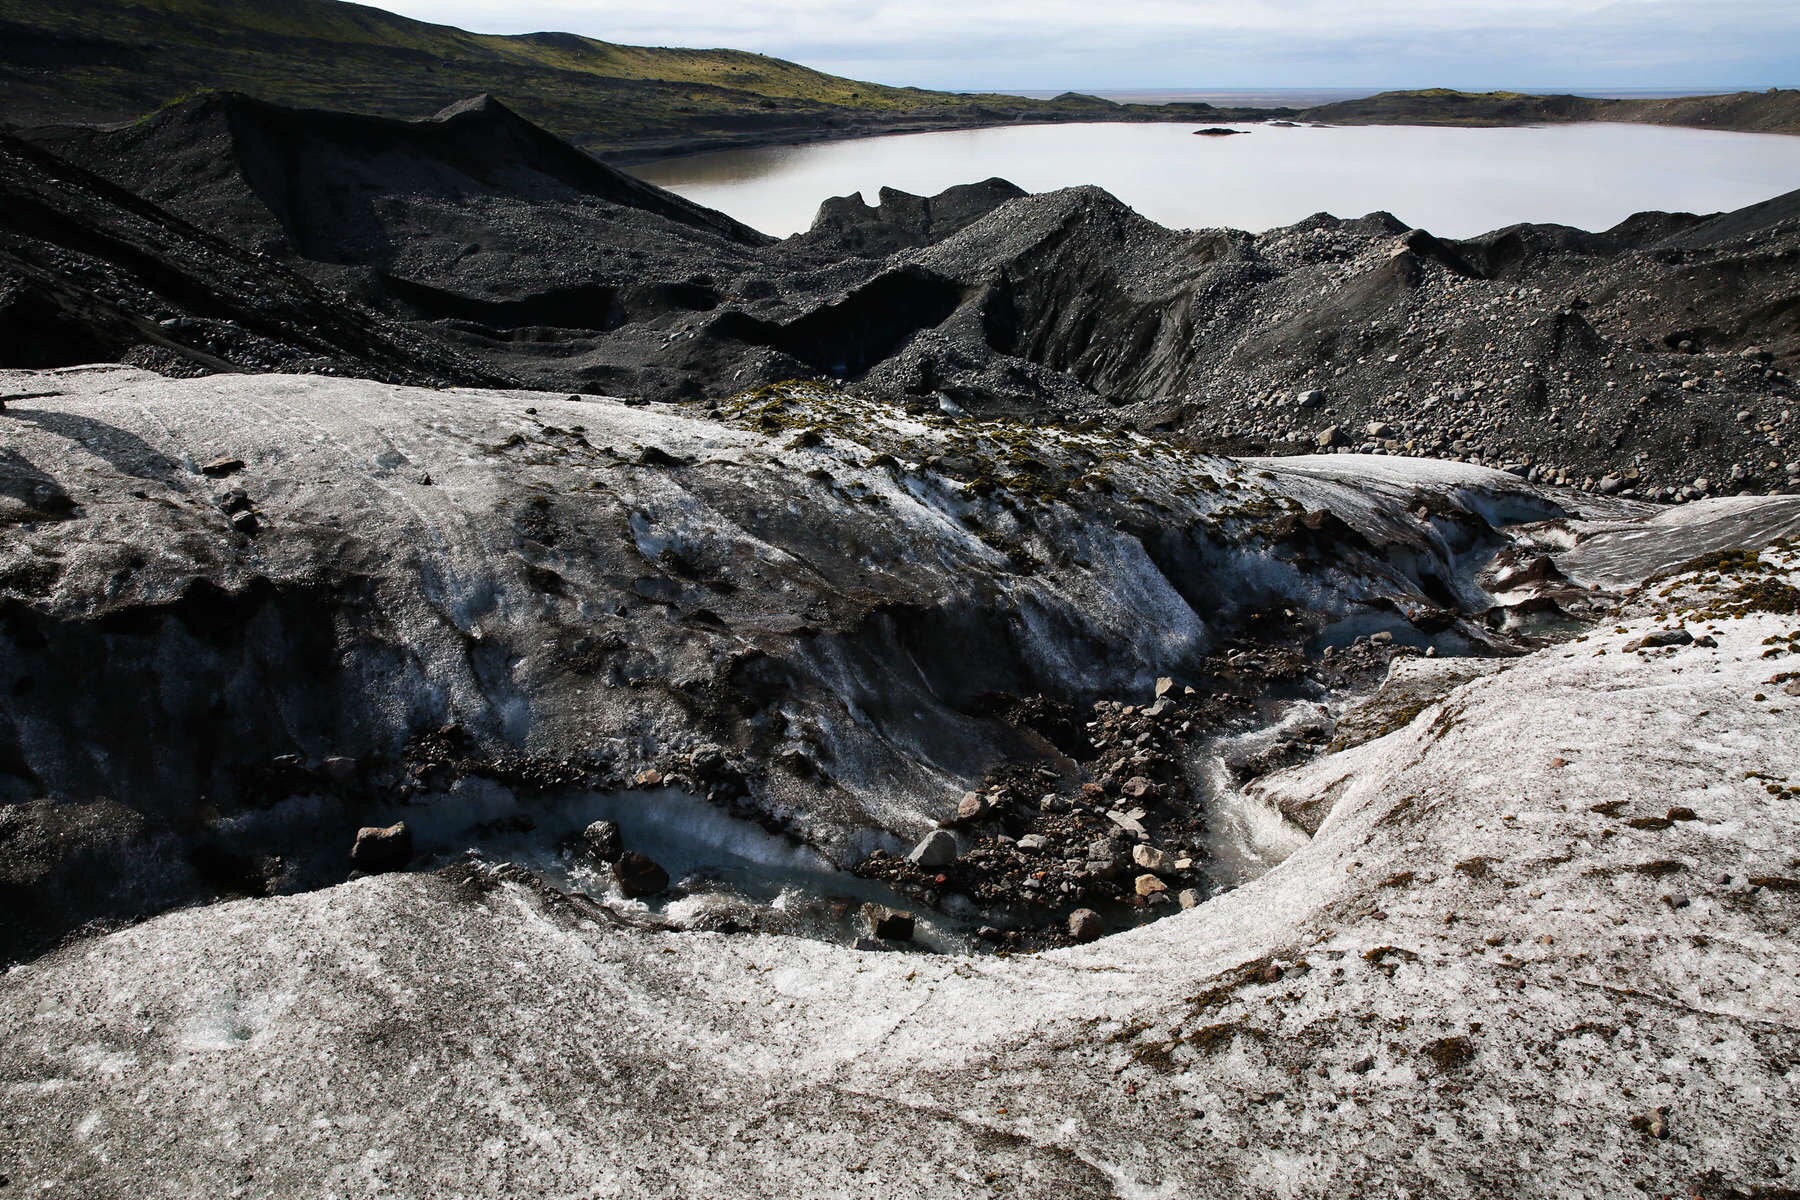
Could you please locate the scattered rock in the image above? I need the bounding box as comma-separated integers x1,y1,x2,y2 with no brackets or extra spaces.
1105,809,1149,838
200,457,245,477
1420,1035,1476,1073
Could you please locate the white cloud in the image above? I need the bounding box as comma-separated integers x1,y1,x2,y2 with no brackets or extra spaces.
362,0,1800,89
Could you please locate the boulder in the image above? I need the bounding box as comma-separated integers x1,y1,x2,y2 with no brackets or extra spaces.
1120,776,1159,802
1067,909,1104,942
1316,425,1347,448
349,822,411,873
1134,874,1168,897
200,456,245,477
862,904,915,942
1131,844,1167,871
1017,834,1049,853
582,819,623,864
906,829,958,867
613,851,670,898
956,791,987,821
1624,627,1693,652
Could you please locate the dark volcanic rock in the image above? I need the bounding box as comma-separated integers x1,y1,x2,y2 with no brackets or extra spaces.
613,851,671,898
791,179,1028,259
350,822,412,872
581,819,624,865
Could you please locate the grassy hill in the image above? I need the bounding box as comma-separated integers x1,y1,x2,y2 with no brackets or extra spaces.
1304,88,1800,134
2,3,1792,159
0,0,1200,156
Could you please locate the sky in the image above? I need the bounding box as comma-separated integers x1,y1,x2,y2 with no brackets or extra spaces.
359,0,1800,92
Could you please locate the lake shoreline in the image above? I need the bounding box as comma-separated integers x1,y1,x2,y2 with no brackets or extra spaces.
598,108,1279,166
606,87,1800,166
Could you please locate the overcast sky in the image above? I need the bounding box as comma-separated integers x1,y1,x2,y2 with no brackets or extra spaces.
359,1,1799,92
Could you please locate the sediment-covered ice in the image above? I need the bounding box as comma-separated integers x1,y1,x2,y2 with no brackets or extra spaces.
3,541,1796,1197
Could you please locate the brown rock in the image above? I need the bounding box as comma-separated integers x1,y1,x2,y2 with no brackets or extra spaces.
1121,776,1159,802
1068,909,1104,942
349,822,411,872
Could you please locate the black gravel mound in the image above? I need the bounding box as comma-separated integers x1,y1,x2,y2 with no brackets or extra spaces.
0,129,508,386
20,92,1800,498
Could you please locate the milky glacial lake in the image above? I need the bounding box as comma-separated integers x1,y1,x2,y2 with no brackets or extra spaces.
628,120,1800,239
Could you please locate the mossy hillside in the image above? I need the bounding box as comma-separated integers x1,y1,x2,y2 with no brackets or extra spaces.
1306,87,1800,134
713,382,1302,581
